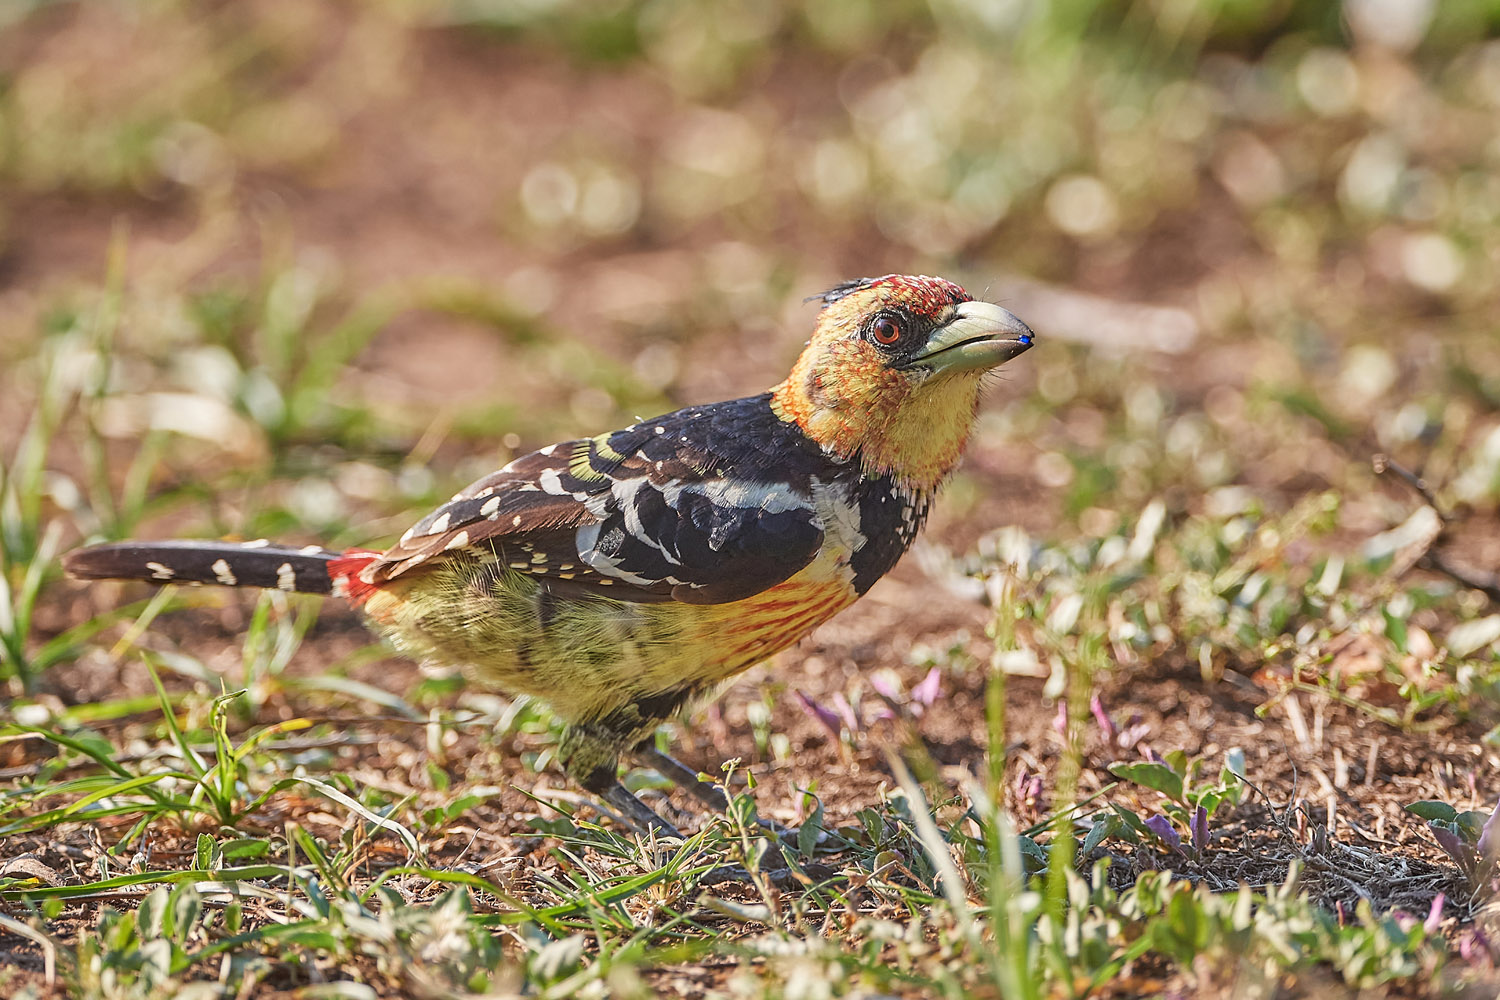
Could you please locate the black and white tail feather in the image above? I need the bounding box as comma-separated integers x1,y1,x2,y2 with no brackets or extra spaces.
63,540,343,595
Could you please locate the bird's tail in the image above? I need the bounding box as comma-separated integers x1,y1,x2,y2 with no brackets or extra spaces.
62,539,383,599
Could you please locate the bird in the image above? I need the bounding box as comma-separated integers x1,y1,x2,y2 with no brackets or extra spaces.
64,274,1035,837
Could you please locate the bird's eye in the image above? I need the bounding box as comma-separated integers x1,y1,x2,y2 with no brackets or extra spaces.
871,315,904,345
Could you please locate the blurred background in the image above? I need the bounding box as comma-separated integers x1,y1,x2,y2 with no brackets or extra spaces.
2,0,1500,634
4,7,1500,986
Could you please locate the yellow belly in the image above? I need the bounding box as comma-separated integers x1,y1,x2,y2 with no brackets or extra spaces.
362,550,859,724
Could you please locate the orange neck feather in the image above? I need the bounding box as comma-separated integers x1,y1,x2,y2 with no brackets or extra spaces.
771,342,983,494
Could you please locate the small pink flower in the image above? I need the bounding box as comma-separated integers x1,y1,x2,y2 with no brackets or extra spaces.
1090,694,1117,741
911,667,941,711
1477,797,1499,876
1424,893,1444,934
830,692,860,733
869,671,901,700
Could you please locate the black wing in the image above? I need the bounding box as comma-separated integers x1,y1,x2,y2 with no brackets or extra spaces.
363,396,831,604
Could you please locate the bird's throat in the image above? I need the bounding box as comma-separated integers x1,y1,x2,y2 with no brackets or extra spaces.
771,353,983,494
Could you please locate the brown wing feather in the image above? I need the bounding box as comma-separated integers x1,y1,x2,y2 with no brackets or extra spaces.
361,443,607,586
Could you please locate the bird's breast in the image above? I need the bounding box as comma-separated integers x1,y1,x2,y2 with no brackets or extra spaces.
704,542,860,669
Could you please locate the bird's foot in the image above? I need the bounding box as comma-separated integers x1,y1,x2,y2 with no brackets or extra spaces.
599,781,683,839
593,778,840,890
629,745,831,847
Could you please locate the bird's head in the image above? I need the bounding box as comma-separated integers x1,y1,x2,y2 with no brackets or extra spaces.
771,274,1034,493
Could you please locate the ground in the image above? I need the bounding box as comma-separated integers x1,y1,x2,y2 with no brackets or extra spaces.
2,2,1500,997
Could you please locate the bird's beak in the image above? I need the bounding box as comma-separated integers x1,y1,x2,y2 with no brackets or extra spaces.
905,300,1035,374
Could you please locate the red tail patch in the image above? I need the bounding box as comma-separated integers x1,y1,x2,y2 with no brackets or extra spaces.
328,549,383,606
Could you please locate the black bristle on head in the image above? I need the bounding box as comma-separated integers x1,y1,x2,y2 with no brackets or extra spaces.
806,278,875,307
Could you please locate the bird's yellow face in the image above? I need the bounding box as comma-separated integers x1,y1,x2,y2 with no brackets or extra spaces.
771,275,1034,492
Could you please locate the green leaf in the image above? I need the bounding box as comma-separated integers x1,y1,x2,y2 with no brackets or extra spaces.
1080,816,1114,856
1383,606,1408,652
1404,800,1458,823
798,795,825,861
1194,790,1223,817
1016,835,1048,861
138,885,169,939
0,864,292,902
1108,804,1149,844
1456,810,1490,842
427,793,487,829
166,882,202,947
1109,762,1185,803
1160,886,1209,960
220,838,272,860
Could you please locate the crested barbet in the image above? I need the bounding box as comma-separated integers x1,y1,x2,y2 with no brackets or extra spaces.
65,274,1035,835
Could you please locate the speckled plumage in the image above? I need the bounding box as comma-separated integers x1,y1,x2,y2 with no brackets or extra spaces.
65,274,1034,832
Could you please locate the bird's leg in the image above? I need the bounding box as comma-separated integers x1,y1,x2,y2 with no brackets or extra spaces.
561,725,784,884
563,724,800,884
631,742,798,840
630,744,730,812
560,723,681,837
630,741,798,877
